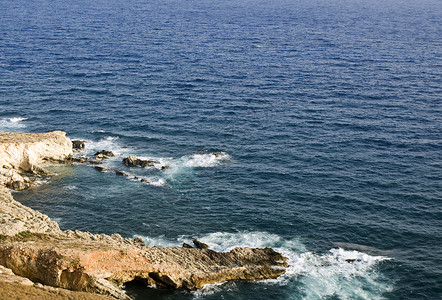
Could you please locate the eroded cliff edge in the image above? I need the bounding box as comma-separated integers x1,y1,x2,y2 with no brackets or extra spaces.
0,131,287,299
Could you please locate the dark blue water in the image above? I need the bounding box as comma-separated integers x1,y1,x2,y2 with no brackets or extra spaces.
1,0,441,299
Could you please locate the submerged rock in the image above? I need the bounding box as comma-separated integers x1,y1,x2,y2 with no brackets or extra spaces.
94,166,107,172
115,170,127,176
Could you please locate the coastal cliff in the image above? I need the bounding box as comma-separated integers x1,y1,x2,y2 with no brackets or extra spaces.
0,131,287,299
0,131,72,190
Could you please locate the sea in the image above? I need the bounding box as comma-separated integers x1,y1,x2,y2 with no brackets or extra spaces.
0,0,441,299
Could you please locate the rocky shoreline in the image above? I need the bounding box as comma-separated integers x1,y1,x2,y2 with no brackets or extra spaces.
0,131,287,299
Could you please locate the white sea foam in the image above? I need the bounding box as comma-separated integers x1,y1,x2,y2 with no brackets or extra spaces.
192,281,235,298
136,235,180,247
62,185,78,191
33,178,51,186
169,231,392,299
182,152,230,168
0,117,28,130
9,117,28,123
147,178,167,187
75,136,132,160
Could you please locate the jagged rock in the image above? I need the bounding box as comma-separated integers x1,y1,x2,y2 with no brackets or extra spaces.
133,237,145,246
161,166,170,170
72,140,86,149
0,186,61,236
0,131,288,299
8,181,28,190
65,156,89,163
94,150,114,160
94,166,107,172
115,170,127,176
123,156,158,168
89,160,102,165
0,131,72,190
193,239,209,249
140,178,149,183
183,243,194,248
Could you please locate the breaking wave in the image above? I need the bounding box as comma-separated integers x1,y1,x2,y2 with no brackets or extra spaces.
135,231,393,299
0,117,28,130
182,152,230,168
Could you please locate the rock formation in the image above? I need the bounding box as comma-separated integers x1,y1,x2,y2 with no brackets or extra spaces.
94,150,115,160
0,131,72,190
0,132,288,299
122,155,159,168
72,140,86,150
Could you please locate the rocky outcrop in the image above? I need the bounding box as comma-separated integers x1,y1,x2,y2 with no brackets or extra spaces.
94,150,115,160
72,140,86,150
0,231,287,299
0,186,61,236
0,131,72,190
0,264,113,300
123,156,159,168
0,132,288,299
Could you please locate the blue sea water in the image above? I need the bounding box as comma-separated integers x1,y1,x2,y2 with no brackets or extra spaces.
1,0,441,298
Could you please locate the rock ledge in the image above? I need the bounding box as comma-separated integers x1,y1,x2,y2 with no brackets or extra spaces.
0,132,287,299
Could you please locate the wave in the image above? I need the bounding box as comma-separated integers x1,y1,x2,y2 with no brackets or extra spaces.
0,117,28,130
135,231,393,299
62,185,78,191
82,136,129,157
182,152,230,168
70,135,229,187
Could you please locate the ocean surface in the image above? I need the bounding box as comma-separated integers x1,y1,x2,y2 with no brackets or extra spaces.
1,0,441,299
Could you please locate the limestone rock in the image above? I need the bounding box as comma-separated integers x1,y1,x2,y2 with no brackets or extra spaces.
0,131,72,190
0,131,288,299
0,186,61,236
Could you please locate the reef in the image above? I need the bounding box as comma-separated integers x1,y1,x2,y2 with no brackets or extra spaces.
0,131,287,299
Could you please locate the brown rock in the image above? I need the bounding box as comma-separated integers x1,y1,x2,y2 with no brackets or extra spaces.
72,140,86,149
193,239,209,249
0,132,288,299
123,156,158,168
133,237,145,246
94,150,114,160
94,166,107,172
9,181,27,191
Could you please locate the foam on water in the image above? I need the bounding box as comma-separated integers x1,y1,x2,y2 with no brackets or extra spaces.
182,152,230,168
0,117,28,130
83,136,129,157
9,117,28,123
136,231,392,299
62,185,78,191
